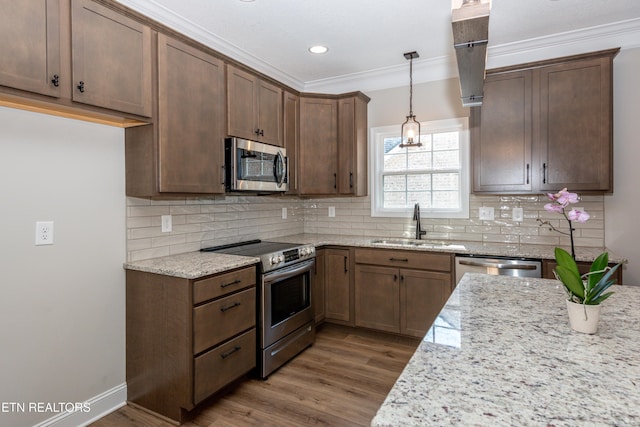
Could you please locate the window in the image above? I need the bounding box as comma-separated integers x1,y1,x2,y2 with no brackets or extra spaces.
371,118,469,218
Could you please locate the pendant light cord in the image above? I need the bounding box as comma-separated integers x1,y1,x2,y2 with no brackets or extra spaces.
409,57,413,116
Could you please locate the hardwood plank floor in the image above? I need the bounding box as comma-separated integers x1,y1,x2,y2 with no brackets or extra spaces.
91,324,419,427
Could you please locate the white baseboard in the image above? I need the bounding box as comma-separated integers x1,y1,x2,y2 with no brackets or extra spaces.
33,383,127,427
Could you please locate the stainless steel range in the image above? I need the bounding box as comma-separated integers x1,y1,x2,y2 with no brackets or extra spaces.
202,240,316,378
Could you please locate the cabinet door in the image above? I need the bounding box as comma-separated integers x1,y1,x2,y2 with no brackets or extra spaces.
325,248,351,322
0,0,61,98
157,34,225,194
71,0,152,117
355,265,400,333
472,70,533,193
338,96,368,196
257,79,283,146
401,269,452,337
227,64,257,141
299,97,338,195
538,56,612,192
312,249,326,323
283,91,299,194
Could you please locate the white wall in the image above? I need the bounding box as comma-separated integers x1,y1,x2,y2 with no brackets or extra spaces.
0,107,126,426
606,46,640,285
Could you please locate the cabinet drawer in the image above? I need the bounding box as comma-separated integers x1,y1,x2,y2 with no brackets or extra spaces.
193,266,256,304
193,288,256,354
355,248,452,272
194,328,256,404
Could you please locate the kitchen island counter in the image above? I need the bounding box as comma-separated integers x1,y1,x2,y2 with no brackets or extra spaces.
371,273,640,427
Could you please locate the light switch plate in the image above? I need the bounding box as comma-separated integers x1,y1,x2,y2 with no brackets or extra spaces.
479,207,495,221
282,207,287,219
512,207,524,222
328,206,335,217
161,215,172,232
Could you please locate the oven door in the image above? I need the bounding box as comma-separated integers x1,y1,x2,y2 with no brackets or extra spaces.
261,258,314,348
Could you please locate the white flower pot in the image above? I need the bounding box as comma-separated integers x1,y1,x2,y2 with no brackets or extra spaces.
566,299,601,334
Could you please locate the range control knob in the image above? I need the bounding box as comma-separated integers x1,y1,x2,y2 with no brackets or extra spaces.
277,255,284,263
270,256,279,265
300,248,308,256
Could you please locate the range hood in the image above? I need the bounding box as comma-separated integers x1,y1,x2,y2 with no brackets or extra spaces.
452,0,490,107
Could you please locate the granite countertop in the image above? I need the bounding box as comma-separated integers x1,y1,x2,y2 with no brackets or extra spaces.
271,233,624,264
123,252,259,279
124,233,623,279
371,273,640,427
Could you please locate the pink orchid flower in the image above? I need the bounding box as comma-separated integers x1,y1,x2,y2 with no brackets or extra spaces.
567,209,590,223
544,203,564,213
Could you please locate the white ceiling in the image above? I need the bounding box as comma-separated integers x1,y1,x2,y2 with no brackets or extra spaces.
117,0,640,93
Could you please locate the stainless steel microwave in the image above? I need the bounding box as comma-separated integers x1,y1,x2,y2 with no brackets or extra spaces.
225,137,288,192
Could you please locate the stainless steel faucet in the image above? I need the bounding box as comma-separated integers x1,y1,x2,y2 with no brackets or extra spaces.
413,203,426,240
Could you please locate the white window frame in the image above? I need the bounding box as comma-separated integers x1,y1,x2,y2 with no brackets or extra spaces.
370,117,470,219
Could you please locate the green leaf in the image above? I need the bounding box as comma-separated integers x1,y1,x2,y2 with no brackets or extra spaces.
590,291,614,305
584,263,621,303
555,247,580,278
555,264,584,300
587,252,609,291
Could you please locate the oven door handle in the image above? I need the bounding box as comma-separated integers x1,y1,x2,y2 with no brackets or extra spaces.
263,259,314,284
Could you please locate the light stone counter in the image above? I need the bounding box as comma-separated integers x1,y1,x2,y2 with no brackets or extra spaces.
123,252,259,279
272,233,624,264
371,273,640,427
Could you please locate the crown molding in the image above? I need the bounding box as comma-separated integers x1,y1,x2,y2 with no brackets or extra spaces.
114,1,640,94
309,17,640,93
114,0,306,90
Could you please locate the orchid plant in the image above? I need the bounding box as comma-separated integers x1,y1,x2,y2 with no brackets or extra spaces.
537,188,590,259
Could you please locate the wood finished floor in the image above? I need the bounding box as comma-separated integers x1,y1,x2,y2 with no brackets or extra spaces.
91,324,419,427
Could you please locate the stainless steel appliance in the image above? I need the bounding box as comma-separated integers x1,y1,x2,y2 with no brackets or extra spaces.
455,254,542,284
202,240,315,378
225,137,288,192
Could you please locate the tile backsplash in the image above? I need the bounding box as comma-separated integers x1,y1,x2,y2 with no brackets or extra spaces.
126,194,605,262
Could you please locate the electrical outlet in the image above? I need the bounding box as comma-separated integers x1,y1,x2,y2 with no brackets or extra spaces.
328,206,336,217
282,207,287,219
161,215,172,232
512,207,524,222
35,221,54,245
478,207,495,221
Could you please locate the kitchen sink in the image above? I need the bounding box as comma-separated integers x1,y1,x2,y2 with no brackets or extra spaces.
369,239,466,250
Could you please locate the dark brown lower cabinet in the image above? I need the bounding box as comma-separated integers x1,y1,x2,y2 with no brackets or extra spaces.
126,265,257,423
354,248,454,338
542,260,623,285
324,248,352,323
312,249,326,324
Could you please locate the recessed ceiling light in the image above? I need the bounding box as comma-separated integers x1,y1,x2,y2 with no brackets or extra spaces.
239,0,255,2
309,45,329,54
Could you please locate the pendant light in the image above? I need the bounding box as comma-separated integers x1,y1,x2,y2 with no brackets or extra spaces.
399,51,422,148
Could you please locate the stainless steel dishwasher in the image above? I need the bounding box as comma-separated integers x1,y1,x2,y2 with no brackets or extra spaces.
455,255,542,284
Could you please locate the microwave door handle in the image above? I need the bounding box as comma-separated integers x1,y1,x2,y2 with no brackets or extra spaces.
274,151,286,187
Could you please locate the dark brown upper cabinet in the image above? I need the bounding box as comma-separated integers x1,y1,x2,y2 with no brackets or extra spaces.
299,96,339,195
0,0,152,123
227,64,283,146
338,94,369,196
125,34,226,196
472,48,618,194
71,0,152,117
283,90,300,195
0,0,62,98
299,93,369,196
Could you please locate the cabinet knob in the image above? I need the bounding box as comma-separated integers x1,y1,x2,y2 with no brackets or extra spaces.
51,74,60,87
255,129,264,137
77,81,85,93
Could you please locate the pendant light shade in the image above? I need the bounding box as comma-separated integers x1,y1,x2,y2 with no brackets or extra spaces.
400,51,422,148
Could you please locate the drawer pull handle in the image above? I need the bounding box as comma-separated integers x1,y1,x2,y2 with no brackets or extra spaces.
220,302,241,312
389,257,409,262
220,279,241,288
221,346,241,359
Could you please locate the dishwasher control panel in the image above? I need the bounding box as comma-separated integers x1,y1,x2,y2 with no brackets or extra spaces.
455,255,542,284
